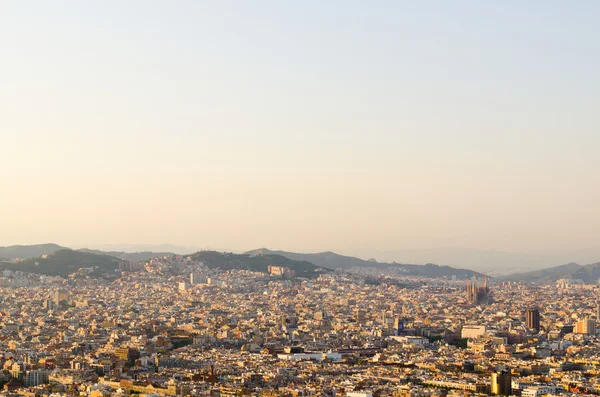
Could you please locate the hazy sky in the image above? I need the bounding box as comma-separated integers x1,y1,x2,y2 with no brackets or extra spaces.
1,1,599,260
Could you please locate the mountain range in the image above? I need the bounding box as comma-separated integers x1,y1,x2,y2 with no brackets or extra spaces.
0,244,486,279
245,248,483,278
79,248,176,262
0,244,174,263
3,243,599,283
0,249,122,277
0,243,66,259
501,262,600,284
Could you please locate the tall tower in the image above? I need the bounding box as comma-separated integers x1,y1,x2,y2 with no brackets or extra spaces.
491,369,511,396
526,309,540,333
394,317,405,335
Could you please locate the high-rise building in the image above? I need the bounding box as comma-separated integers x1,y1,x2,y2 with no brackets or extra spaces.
575,317,596,335
596,301,600,320
394,317,405,335
491,369,511,395
526,308,540,333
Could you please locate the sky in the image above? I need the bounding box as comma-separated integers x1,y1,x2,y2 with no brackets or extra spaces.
1,1,599,268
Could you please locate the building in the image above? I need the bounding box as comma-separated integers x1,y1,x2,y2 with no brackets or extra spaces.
115,348,140,363
466,276,489,305
23,370,49,387
178,281,188,292
556,278,584,289
4,323,20,333
220,386,249,397
43,299,55,311
381,310,395,328
119,261,144,272
54,289,68,306
268,265,295,279
390,336,428,346
10,362,24,382
422,380,487,394
575,317,596,335
356,309,366,324
461,325,486,339
521,386,554,397
190,272,206,285
394,317,405,335
526,308,540,333
490,369,511,396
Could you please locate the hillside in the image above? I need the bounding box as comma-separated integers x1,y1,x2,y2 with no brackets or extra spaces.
0,244,66,259
503,262,600,284
188,251,326,277
79,248,176,262
245,248,484,279
0,249,122,277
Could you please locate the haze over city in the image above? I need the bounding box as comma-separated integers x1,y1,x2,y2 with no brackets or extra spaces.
2,1,599,271
3,3,600,397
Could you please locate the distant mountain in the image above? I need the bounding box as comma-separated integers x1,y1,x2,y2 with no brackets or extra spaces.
76,244,198,255
0,249,122,277
78,248,176,262
245,248,484,279
503,262,600,284
0,244,66,259
188,251,327,277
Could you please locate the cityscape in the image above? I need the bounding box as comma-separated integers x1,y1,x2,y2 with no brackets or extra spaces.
2,1,599,397
0,245,598,397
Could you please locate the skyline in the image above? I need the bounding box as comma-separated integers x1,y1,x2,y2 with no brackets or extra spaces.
2,242,600,274
2,1,599,266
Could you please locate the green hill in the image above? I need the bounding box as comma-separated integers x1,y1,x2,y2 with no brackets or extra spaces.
0,249,122,277
188,251,326,277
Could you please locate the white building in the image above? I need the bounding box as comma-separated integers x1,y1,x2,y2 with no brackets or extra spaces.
522,386,554,397
461,325,486,339
390,336,429,346
277,352,342,362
